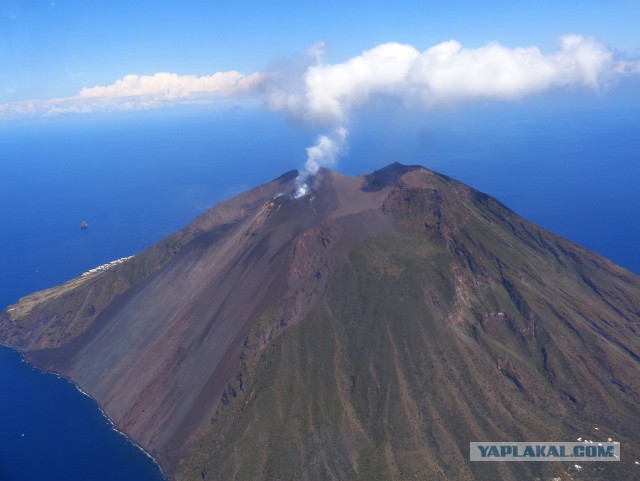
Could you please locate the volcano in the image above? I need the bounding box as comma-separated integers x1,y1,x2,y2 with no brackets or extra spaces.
2,163,639,480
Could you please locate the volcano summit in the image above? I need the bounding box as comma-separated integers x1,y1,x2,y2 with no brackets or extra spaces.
1,163,639,480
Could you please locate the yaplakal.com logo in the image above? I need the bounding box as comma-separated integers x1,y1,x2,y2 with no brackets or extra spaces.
470,442,620,462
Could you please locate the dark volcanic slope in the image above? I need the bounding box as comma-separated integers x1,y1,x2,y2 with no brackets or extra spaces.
2,163,640,481
0,167,396,470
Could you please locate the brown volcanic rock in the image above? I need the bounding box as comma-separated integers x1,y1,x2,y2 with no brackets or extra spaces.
175,165,640,481
0,166,397,470
2,163,640,480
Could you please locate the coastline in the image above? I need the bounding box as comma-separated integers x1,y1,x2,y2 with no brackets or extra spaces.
0,342,168,481
65,372,169,481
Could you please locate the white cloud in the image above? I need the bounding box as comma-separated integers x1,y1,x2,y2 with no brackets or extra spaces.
0,35,629,122
306,41,327,65
269,35,615,124
615,60,640,74
274,35,619,196
0,71,267,118
408,35,612,105
268,42,418,123
79,71,265,99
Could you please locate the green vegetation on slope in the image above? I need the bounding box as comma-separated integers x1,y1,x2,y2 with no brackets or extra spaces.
178,229,640,481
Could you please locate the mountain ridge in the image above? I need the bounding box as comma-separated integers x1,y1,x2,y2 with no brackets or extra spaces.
2,163,639,480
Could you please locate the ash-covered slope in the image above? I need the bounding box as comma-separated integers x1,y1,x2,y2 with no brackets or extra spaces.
0,166,397,471
2,163,640,481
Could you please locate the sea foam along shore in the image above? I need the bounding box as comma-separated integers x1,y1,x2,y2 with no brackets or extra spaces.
70,376,168,480
0,343,169,481
75,252,167,477
81,256,134,277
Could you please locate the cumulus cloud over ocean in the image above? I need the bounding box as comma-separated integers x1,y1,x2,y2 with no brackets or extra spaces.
2,35,628,196
268,35,614,124
0,35,624,120
0,71,267,118
79,71,266,99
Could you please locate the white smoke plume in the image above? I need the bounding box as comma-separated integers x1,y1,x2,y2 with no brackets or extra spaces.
294,126,348,198
0,34,627,196
276,35,616,196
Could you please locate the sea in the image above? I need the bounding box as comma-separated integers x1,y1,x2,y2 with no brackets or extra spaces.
0,82,638,480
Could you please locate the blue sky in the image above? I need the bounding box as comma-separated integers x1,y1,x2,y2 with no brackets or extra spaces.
1,0,639,279
1,0,639,105
2,0,638,200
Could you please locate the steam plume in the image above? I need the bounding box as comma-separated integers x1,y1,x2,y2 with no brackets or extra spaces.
276,35,615,196
0,34,628,192
294,127,348,198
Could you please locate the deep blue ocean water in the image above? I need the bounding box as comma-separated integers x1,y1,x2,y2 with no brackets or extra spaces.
0,346,165,481
0,84,638,479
